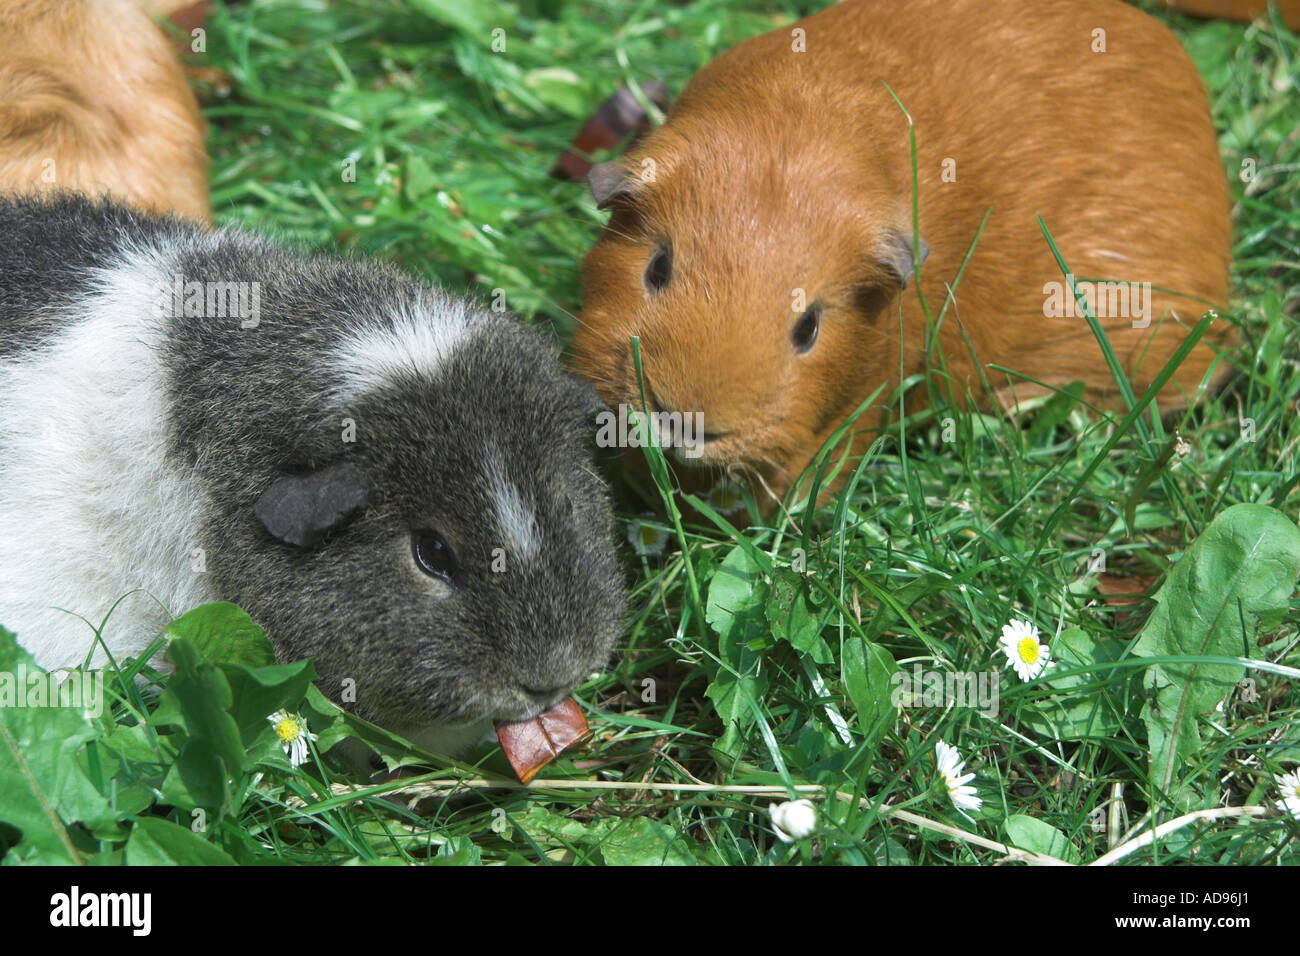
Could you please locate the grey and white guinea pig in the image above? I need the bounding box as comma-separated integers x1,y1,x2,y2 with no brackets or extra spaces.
0,192,625,748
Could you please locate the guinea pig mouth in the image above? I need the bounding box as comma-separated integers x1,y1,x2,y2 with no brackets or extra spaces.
472,683,574,724
634,385,729,456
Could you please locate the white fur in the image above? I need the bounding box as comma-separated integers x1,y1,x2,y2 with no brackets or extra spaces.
0,247,213,670
329,292,474,406
487,451,539,561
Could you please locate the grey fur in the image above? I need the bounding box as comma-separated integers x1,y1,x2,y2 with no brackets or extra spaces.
587,161,639,210
0,192,625,736
882,230,930,289
254,461,370,549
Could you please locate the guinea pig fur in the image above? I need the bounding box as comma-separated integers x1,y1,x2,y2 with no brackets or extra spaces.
0,0,211,223
0,193,624,746
571,0,1234,503
1162,0,1300,30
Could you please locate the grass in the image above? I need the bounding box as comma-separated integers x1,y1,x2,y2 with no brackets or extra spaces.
6,0,1299,866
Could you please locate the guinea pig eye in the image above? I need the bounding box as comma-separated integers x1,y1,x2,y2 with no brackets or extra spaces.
791,303,822,354
643,241,673,294
412,530,458,583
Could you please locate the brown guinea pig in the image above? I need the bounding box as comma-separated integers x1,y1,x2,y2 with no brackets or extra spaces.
0,0,211,223
1164,0,1300,30
570,0,1233,504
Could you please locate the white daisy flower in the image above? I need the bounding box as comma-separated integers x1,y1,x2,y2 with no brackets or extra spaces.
935,739,982,818
626,518,669,556
999,619,1051,681
769,798,818,843
704,478,747,516
267,710,318,768
1279,769,1300,819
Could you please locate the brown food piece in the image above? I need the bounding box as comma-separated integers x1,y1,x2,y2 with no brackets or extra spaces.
550,80,669,181
495,697,592,783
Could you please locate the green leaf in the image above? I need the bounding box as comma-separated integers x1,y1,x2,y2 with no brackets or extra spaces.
160,739,229,815
1133,504,1300,798
597,817,696,866
704,546,770,761
1004,814,1081,863
124,817,236,866
157,639,246,775
165,603,275,669
516,807,695,865
766,569,833,664
706,543,768,638
221,658,317,746
98,723,161,765
432,835,483,866
842,636,898,746
1023,627,1137,742
868,835,913,865
0,630,116,864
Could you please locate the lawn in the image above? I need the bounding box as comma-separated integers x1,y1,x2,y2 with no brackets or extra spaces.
2,0,1298,865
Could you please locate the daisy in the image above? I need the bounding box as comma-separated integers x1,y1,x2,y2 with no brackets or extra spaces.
769,798,818,843
704,478,747,516
935,739,982,818
267,710,318,768
626,518,669,556
1279,768,1300,819
999,619,1051,681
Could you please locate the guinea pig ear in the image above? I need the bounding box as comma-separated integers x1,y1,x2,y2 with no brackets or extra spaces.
881,230,930,288
587,162,639,209
254,461,369,549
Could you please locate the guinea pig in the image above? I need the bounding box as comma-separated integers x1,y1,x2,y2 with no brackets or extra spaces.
0,192,624,748
0,0,211,223
1163,0,1300,30
570,0,1233,504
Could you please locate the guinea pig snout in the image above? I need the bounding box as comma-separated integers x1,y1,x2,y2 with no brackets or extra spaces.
641,386,730,464
518,681,572,711
494,678,578,721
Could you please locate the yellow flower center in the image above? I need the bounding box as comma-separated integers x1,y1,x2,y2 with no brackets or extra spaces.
274,716,301,743
1294,783,1300,800
712,487,739,510
1017,637,1040,665
640,525,659,547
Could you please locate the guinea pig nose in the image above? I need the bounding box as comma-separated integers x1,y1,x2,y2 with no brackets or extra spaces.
646,386,725,437
521,682,570,699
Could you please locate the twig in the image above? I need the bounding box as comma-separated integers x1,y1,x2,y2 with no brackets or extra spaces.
1089,805,1269,866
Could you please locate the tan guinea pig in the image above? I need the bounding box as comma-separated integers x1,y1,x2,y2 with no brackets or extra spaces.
1163,0,1300,30
0,0,211,224
570,0,1233,505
